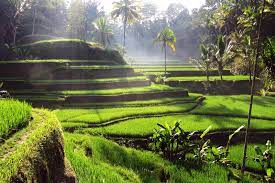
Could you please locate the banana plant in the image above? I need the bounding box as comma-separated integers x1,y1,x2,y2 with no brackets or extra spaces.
191,44,215,83
150,121,196,160
193,125,212,163
212,35,236,80
211,126,245,165
254,140,274,182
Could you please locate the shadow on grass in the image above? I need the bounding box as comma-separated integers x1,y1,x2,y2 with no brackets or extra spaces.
90,136,205,182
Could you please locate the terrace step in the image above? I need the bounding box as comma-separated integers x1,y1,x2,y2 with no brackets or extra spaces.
0,61,132,79
166,80,263,95
65,90,189,103
146,70,232,77
2,79,151,90
44,67,140,80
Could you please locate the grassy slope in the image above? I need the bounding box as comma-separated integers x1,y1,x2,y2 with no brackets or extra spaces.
191,95,275,120
133,65,197,69
56,102,198,124
26,76,148,84
0,109,62,182
64,95,275,136
10,85,188,96
0,99,31,138
65,133,256,183
81,115,274,137
68,65,132,69
135,67,199,72
167,75,250,81
60,84,187,95
0,59,116,64
57,95,274,128
60,96,199,108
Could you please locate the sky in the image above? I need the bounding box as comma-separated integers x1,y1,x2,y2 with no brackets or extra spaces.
101,0,206,13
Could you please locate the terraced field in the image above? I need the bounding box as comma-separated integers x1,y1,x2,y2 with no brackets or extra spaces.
55,95,275,137
1,57,273,182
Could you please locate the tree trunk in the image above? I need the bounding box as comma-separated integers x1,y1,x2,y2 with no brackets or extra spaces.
206,70,210,83
241,0,265,176
13,25,17,45
219,64,223,81
249,58,252,82
32,6,37,35
123,20,126,48
101,32,105,48
164,43,167,77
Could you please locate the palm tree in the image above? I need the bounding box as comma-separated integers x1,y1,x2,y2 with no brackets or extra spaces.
154,28,177,77
93,17,113,48
111,0,141,48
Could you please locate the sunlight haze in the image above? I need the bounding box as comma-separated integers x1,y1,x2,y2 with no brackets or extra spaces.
101,0,206,13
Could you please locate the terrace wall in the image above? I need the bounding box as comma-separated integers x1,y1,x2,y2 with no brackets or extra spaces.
165,70,232,77
166,80,263,95
65,90,189,103
0,62,127,79
2,80,151,90
0,110,77,182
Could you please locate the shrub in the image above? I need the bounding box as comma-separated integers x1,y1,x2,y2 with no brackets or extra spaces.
254,140,275,182
150,121,197,160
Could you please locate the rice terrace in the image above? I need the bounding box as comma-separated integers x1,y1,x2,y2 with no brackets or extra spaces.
0,0,274,182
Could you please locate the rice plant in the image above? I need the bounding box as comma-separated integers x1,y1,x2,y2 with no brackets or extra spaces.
0,99,32,139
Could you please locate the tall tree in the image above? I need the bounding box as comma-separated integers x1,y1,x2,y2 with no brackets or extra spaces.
241,0,267,176
111,0,141,48
19,0,67,37
6,0,33,44
154,28,177,77
93,17,113,48
67,0,102,40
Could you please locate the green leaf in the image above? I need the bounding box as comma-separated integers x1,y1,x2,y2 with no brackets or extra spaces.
254,146,263,156
212,146,219,155
200,126,212,139
266,168,274,177
228,125,245,143
266,140,272,151
157,123,166,130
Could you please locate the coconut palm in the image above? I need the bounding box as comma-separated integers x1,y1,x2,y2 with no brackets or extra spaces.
93,17,113,48
154,28,177,77
111,0,141,48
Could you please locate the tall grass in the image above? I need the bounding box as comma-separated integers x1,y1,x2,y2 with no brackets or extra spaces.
64,133,256,183
0,99,32,138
